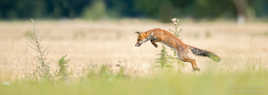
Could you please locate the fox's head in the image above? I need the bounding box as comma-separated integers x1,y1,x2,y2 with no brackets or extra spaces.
135,31,151,47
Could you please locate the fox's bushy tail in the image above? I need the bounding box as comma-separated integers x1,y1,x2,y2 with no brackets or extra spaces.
189,46,221,62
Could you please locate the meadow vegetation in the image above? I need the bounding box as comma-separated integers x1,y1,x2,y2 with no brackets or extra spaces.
0,19,268,95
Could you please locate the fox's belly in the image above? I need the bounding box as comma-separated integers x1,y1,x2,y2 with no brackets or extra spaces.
161,41,195,60
161,42,175,49
161,40,183,50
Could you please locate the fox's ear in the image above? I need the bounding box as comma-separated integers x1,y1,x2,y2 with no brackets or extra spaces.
135,31,141,34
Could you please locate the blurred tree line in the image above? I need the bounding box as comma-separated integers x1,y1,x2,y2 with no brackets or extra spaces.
0,0,268,21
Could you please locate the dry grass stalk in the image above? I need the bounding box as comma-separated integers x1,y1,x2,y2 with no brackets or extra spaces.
156,18,185,70
28,19,50,79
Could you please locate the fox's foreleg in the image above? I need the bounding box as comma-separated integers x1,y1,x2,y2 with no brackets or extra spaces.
150,40,158,48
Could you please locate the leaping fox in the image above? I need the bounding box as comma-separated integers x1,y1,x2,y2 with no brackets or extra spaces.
135,28,220,71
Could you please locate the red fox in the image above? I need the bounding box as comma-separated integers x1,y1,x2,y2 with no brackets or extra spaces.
135,28,220,71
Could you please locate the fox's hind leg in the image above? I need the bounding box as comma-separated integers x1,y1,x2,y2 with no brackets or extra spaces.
177,50,200,71
182,57,200,71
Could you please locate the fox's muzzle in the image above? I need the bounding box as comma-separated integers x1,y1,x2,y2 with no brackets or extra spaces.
135,42,141,47
135,37,150,47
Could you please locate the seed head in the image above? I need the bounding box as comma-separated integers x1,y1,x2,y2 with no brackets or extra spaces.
171,18,177,25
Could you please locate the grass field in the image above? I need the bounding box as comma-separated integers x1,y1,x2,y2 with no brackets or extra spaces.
0,19,268,95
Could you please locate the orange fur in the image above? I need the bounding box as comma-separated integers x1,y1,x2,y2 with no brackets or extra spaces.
135,28,219,71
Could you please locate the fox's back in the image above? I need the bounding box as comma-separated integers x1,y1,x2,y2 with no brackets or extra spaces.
149,28,187,49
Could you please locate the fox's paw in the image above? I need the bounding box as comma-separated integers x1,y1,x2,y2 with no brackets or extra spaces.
193,68,200,72
153,44,158,48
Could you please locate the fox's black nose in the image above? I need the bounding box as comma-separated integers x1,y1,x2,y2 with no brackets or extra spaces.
135,43,141,47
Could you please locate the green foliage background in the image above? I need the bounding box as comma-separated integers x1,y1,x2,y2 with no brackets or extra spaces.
0,0,268,21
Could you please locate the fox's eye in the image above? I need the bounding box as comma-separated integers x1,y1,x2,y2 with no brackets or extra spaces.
137,39,141,41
